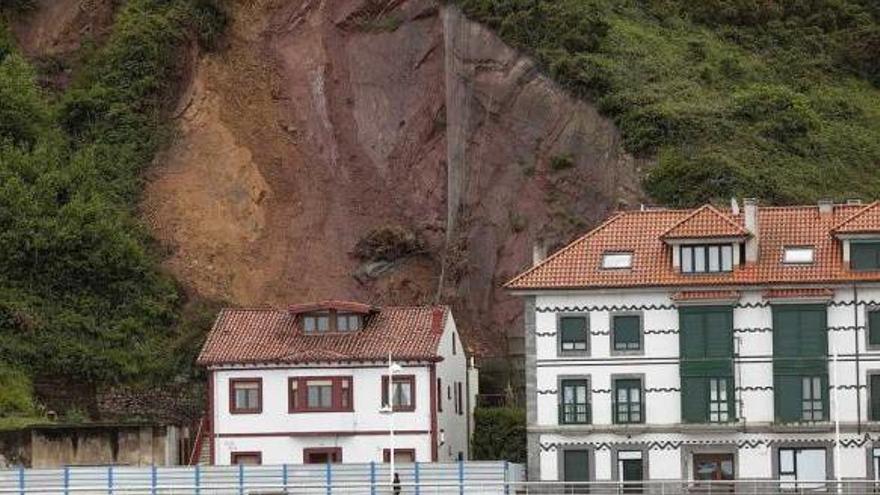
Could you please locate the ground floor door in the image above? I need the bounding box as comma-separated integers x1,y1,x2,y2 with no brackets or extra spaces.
618,451,644,493
563,450,590,493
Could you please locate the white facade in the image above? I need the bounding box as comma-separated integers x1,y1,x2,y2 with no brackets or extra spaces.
208,315,476,465
523,285,880,482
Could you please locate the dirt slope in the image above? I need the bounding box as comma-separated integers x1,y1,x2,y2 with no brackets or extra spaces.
140,0,648,355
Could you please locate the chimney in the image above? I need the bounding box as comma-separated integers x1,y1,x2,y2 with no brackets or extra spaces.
744,198,759,263
730,197,740,216
532,242,547,266
818,199,833,215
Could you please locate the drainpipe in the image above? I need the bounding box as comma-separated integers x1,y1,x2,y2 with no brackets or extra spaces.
855,283,862,434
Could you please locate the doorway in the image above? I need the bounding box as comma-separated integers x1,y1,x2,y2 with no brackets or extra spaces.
304,447,342,464
617,450,644,493
692,453,734,492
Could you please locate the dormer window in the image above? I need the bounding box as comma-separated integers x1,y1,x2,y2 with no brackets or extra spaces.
852,241,880,270
783,246,814,264
602,252,633,269
303,311,362,333
681,245,733,274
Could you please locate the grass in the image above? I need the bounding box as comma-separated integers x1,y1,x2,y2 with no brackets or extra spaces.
450,0,880,206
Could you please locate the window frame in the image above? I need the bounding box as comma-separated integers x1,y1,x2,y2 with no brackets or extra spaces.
870,371,880,422
851,241,880,271
381,374,416,412
801,376,824,421
610,312,643,355
303,447,343,464
680,244,734,274
557,313,590,356
782,246,815,264
774,445,829,489
612,376,644,425
708,377,731,423
301,310,363,334
867,306,880,351
558,377,591,425
229,378,263,415
289,376,354,413
230,451,263,465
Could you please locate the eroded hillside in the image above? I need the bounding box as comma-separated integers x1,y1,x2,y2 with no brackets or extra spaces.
140,0,646,354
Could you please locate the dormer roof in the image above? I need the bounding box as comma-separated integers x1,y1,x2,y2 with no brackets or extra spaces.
660,204,750,240
197,304,448,366
288,300,376,314
831,201,880,236
506,203,880,290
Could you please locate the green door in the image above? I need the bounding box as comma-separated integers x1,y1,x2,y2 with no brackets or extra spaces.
680,306,733,422
563,450,590,481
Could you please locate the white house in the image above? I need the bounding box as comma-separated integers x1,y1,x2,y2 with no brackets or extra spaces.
197,300,477,465
507,199,880,485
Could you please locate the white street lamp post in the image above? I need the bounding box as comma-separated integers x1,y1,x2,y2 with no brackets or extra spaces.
381,352,404,489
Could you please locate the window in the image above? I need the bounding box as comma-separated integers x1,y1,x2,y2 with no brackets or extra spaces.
617,451,644,493
778,448,826,490
612,314,641,352
708,378,730,422
802,376,824,421
559,315,589,354
289,376,353,412
680,245,733,273
231,452,262,465
304,448,342,464
869,309,880,348
773,305,827,423
382,375,415,412
852,241,880,270
680,307,734,423
303,311,362,333
229,378,262,414
452,332,457,355
602,252,633,269
783,246,814,264
872,447,880,482
455,381,464,415
613,378,643,424
383,449,416,463
560,379,590,425
437,378,442,412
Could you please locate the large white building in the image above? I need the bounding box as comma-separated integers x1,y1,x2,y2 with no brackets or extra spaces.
197,301,477,465
507,199,880,485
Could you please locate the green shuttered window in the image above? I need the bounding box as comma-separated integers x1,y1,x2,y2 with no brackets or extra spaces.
613,315,641,351
852,242,880,270
614,378,643,424
869,309,880,347
560,379,590,425
560,316,589,353
679,306,734,423
772,305,828,422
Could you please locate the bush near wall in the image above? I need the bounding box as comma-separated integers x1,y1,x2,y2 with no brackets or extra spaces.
471,407,526,464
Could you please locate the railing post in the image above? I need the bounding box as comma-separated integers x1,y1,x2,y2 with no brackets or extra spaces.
414,461,420,495
107,466,113,495
326,461,332,495
504,461,509,495
370,461,376,495
239,463,245,495
282,463,288,495
63,466,70,495
150,464,157,495
458,459,464,495
17,465,24,495
195,464,201,495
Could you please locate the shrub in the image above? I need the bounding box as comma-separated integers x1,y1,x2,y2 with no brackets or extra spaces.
549,154,575,171
0,365,35,417
471,407,526,464
354,225,424,262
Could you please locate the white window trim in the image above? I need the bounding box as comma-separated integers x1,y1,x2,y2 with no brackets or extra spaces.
602,252,633,269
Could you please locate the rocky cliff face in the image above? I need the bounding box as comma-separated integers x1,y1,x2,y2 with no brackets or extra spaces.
13,0,647,356
140,0,648,355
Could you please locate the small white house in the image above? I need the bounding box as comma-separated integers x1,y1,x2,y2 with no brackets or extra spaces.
508,199,880,485
197,300,477,465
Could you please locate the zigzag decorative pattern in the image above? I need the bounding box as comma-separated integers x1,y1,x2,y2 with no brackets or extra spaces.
734,327,772,333
535,328,680,336
645,387,680,393
644,328,679,335
827,325,864,332
537,390,557,395
735,386,773,391
832,384,867,390
539,433,875,452
537,304,676,313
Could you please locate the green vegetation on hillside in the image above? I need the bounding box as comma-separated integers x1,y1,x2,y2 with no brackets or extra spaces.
471,407,526,463
451,0,880,206
0,0,226,413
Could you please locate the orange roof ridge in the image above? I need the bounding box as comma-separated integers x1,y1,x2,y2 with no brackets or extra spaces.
660,204,749,240
831,201,880,234
503,211,626,289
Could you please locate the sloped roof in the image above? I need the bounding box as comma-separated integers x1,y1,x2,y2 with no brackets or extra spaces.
507,203,880,290
660,205,749,240
831,201,880,235
197,305,448,366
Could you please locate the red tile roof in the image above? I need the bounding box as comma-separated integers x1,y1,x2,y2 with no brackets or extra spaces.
671,290,741,301
197,305,448,366
762,288,834,299
661,205,749,240
831,201,880,235
507,203,880,290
